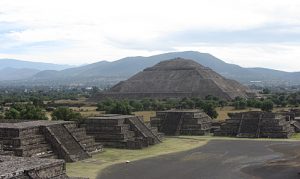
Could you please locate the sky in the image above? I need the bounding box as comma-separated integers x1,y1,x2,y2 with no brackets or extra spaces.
0,0,300,72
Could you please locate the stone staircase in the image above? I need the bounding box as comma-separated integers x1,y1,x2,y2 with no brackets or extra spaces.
44,124,90,162
161,112,184,136
85,115,162,149
126,116,162,146
291,121,300,132
215,112,294,138
1,126,58,159
151,110,213,136
64,123,103,154
237,113,261,138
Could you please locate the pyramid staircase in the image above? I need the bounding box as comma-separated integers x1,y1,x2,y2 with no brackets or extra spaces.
126,116,162,146
44,124,90,162
1,126,58,159
237,113,262,138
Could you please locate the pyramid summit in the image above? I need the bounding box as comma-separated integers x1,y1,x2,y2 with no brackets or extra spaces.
95,58,250,100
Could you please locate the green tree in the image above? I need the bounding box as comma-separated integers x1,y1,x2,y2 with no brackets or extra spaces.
202,102,218,119
20,105,48,120
30,97,44,107
261,100,274,112
108,101,132,115
129,100,144,111
234,99,247,109
262,88,271,94
52,107,82,121
5,108,20,119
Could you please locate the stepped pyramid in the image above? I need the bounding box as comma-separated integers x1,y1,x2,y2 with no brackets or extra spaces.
214,111,294,138
95,58,249,100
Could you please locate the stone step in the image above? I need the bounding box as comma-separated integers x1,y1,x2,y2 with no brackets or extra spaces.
13,143,53,157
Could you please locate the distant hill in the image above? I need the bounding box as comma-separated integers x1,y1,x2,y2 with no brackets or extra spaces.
0,68,40,81
1,51,299,86
0,59,73,81
29,51,300,86
0,59,72,71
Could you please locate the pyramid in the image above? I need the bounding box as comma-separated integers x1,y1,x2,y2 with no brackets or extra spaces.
95,58,249,100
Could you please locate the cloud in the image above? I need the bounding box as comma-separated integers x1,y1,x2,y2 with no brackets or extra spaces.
0,0,300,71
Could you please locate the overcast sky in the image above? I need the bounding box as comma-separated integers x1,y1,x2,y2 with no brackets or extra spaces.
0,0,300,71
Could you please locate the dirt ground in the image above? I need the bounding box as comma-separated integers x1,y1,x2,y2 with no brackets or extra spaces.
98,140,300,179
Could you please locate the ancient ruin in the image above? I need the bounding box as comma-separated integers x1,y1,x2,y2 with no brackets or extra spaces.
0,120,102,162
0,155,73,178
150,110,212,136
214,111,294,138
93,58,250,100
83,114,162,149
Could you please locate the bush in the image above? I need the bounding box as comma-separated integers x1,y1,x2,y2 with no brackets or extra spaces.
5,104,48,120
5,108,20,119
108,101,132,115
234,99,247,109
261,100,274,112
202,102,218,119
52,107,82,121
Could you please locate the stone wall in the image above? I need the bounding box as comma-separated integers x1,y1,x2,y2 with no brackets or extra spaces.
214,111,294,138
83,114,162,149
0,155,70,178
0,120,102,162
150,110,212,136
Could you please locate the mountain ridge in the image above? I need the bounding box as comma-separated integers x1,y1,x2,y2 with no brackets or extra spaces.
1,51,299,86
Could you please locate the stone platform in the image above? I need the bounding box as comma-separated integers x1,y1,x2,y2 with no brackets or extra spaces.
83,114,162,149
150,110,212,136
214,111,294,138
0,120,102,162
0,155,70,178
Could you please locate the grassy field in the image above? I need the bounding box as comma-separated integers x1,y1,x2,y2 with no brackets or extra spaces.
70,106,104,117
67,136,208,179
133,111,156,122
216,106,261,121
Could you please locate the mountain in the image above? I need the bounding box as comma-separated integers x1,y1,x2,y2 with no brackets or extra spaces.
0,59,72,71
1,51,299,86
0,68,40,81
0,59,73,81
29,51,300,86
94,58,250,100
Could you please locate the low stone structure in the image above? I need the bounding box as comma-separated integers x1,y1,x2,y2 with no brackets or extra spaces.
0,120,102,162
0,155,71,178
150,110,212,136
270,109,300,132
83,114,162,149
214,111,294,138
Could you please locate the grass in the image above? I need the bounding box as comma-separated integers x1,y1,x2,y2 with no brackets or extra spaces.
216,106,300,121
216,106,260,121
70,107,104,117
291,133,300,140
132,111,156,122
66,136,208,179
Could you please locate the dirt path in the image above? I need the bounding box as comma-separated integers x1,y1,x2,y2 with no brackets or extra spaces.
98,140,300,179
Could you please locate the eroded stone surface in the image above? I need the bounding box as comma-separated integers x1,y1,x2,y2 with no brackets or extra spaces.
150,109,213,136
0,155,69,178
84,115,162,149
214,111,294,138
0,120,102,162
